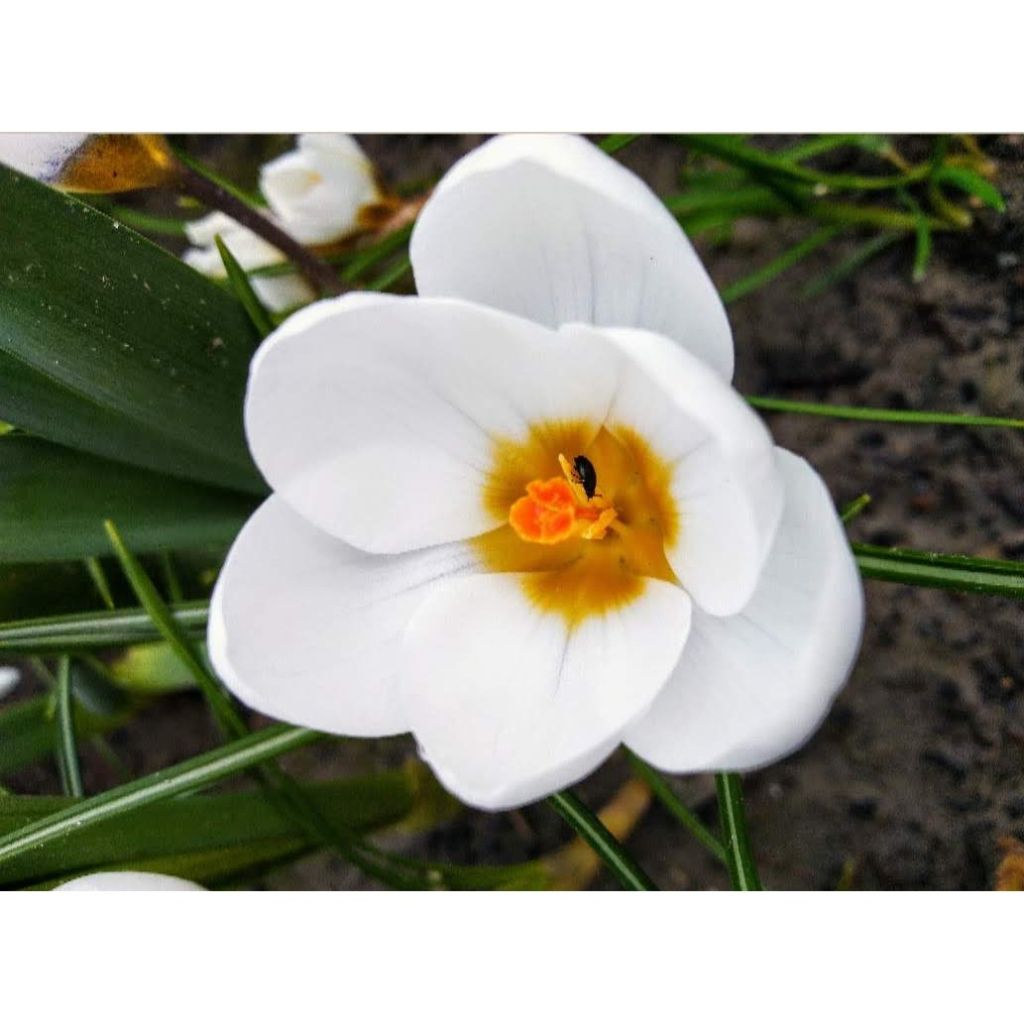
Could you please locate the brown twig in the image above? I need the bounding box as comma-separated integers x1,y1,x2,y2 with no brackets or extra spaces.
174,162,342,298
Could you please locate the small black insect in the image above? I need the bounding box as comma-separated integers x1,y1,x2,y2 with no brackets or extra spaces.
571,454,598,500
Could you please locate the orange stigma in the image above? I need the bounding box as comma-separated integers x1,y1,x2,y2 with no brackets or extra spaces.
508,455,619,545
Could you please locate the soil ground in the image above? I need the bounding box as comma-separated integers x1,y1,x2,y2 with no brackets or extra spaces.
7,135,1024,889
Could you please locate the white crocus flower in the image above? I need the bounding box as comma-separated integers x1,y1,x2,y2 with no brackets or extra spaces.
54,871,204,891
208,134,864,811
182,211,315,313
260,134,386,246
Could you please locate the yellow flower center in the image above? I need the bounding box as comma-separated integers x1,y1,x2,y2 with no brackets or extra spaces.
473,419,680,626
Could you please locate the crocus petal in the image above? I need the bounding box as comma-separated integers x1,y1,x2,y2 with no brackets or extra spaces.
411,133,734,379
55,871,204,891
587,324,784,615
208,496,478,736
182,215,313,313
244,294,621,553
624,449,864,772
0,133,88,182
260,133,381,246
401,573,692,810
0,666,19,699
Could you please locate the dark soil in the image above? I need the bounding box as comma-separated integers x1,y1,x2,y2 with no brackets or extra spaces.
6,135,1024,889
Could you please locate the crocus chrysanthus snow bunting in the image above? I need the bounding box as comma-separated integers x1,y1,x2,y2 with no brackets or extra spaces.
208,134,864,810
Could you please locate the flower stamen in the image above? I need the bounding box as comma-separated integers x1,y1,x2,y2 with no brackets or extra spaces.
509,454,620,545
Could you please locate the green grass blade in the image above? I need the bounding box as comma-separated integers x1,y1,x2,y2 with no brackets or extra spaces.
0,601,208,654
84,557,115,610
747,396,1024,430
802,232,900,297
0,723,317,869
104,520,241,736
853,544,1024,598
721,226,843,304
599,134,640,155
215,235,274,339
840,494,872,523
715,772,762,891
365,254,412,292
626,753,726,862
547,790,657,891
54,657,84,798
934,166,1006,212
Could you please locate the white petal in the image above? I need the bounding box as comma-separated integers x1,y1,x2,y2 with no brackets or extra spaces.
0,665,19,699
0,132,87,181
411,133,734,379
624,449,864,772
55,871,204,891
402,573,692,810
208,496,477,736
245,294,621,553
250,272,315,313
184,210,243,247
566,323,783,615
260,133,380,246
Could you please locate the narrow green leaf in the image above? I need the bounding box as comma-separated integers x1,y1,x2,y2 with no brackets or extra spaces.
0,166,262,493
0,768,426,888
747,395,1024,430
340,223,414,283
715,772,762,891
721,226,843,304
104,519,242,737
775,134,890,162
547,790,657,891
54,657,84,798
679,134,930,192
0,723,318,869
840,493,872,523
0,601,208,655
0,435,254,562
626,753,726,862
84,557,115,610
365,254,412,292
215,234,274,339
853,543,1024,598
935,165,1006,212
802,233,900,297
599,134,640,155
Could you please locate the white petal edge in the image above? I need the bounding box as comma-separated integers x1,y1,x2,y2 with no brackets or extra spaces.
624,448,864,772
401,573,692,810
411,133,734,379
244,294,622,553
54,871,204,891
0,133,88,182
208,496,478,736
566,323,784,616
0,665,19,699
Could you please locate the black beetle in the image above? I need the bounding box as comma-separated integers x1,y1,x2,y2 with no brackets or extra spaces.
571,455,598,500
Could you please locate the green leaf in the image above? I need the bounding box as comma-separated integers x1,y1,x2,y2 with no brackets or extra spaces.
599,134,640,155
0,767,425,888
747,395,1024,430
0,601,208,655
215,235,273,339
0,435,255,562
547,790,656,891
934,166,1006,212
54,656,84,798
0,166,263,493
626,752,726,862
0,723,318,870
715,773,762,890
721,226,843,304
853,543,1024,598
0,667,135,778
802,233,900,297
